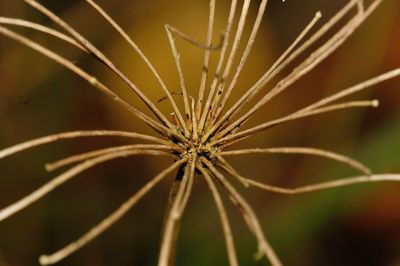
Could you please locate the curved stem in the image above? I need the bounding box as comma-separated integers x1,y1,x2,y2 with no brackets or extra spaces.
244,174,400,195
0,25,169,135
39,158,187,265
198,165,239,266
219,147,371,175
0,130,170,160
0,150,171,222
212,100,378,147
210,0,270,126
202,158,282,266
86,0,189,137
158,164,189,266
24,0,177,134
212,0,382,142
46,144,176,172
0,17,86,51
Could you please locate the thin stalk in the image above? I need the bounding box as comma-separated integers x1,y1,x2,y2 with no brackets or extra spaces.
175,153,197,218
165,24,191,135
46,144,176,172
203,158,282,266
163,25,224,51
244,174,400,195
0,130,170,160
213,100,378,148
211,10,322,127
24,0,177,134
158,164,190,266
86,0,189,137
0,150,171,222
211,0,382,141
219,147,371,175
0,17,86,51
195,0,239,131
39,158,187,266
198,0,250,133
214,154,250,187
228,0,361,119
210,0,270,125
299,68,400,113
0,25,169,135
196,0,217,122
198,166,239,266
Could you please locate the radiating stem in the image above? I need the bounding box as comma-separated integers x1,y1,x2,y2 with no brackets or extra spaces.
39,158,187,265
210,0,270,125
244,174,400,195
212,0,382,141
0,25,169,135
219,147,371,175
46,144,176,172
24,0,178,135
202,158,282,266
198,0,250,133
212,100,379,147
0,150,171,222
198,165,239,266
0,130,170,160
158,164,189,266
0,17,86,51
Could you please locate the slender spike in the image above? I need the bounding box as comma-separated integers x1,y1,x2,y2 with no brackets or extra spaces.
199,0,250,133
196,0,217,122
212,10,322,126
165,25,224,51
281,0,360,68
165,24,191,135
215,154,250,187
202,158,282,266
198,166,239,266
211,0,270,125
0,25,169,135
213,100,379,147
170,112,181,130
229,0,359,116
208,0,358,137
215,155,253,187
357,0,365,13
46,144,175,172
175,153,197,218
210,0,382,142
214,16,361,140
24,0,176,132
220,147,371,175
39,158,187,266
158,164,191,266
196,0,239,128
85,0,188,137
0,150,170,223
215,157,400,195
299,68,400,114
244,174,400,195
190,96,199,142
0,130,169,160
0,17,86,51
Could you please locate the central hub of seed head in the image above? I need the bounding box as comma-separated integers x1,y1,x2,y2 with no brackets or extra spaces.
173,134,218,168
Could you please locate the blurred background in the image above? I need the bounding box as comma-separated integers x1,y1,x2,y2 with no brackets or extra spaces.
0,0,399,265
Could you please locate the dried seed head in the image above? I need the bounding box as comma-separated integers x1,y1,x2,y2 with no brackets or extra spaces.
0,0,399,265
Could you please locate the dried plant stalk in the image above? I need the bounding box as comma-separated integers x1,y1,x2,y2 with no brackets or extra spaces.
39,159,187,265
0,0,399,265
